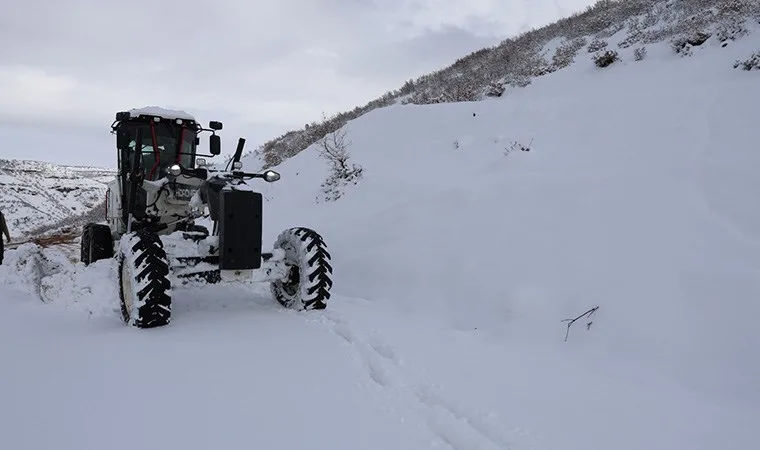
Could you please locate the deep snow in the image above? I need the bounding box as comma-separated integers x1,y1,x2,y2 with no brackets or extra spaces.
2,18,760,450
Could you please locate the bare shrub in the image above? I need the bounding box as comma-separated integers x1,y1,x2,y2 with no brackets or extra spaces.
595,21,626,38
530,60,555,77
504,138,533,156
642,24,679,44
672,37,691,56
587,38,608,52
552,37,587,69
688,31,712,46
626,16,642,32
618,30,645,49
733,51,760,70
484,80,506,97
504,73,532,88
594,50,620,67
716,18,749,42
316,128,364,202
634,46,648,61
717,0,754,18
672,31,712,56
641,9,660,28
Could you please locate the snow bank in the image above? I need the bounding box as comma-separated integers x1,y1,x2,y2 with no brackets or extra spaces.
0,243,118,317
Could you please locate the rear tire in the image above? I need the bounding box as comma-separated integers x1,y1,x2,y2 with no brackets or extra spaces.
81,223,114,266
117,229,172,328
270,227,332,310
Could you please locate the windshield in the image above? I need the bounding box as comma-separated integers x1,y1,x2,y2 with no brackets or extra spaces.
123,122,196,180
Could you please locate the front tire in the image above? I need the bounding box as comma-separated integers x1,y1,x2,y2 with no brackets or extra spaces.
117,229,172,328
271,227,333,310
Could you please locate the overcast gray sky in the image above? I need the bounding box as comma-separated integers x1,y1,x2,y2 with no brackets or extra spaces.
0,0,596,168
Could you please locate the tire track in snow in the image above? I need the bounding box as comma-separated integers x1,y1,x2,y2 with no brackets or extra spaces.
318,310,531,450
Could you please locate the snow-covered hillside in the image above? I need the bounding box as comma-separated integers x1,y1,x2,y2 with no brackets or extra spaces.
253,0,760,167
2,9,760,450
0,159,114,236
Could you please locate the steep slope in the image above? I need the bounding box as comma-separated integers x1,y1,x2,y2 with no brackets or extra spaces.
1,10,759,450
252,0,760,167
243,18,760,448
0,159,114,236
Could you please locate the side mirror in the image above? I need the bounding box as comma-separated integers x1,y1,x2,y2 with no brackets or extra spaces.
116,130,130,149
196,158,207,168
209,121,223,131
209,134,221,155
263,170,281,182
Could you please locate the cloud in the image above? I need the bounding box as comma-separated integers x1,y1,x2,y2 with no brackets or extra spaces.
0,67,78,117
0,0,598,167
335,25,502,84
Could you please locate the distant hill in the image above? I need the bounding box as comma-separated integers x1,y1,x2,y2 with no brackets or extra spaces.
0,159,115,237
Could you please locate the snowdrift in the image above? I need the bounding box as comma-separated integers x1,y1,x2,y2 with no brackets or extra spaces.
2,17,759,450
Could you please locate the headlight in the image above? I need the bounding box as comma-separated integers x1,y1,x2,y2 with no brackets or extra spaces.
264,170,281,182
168,164,182,176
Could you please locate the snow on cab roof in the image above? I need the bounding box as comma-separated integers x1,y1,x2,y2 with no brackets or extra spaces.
128,106,196,121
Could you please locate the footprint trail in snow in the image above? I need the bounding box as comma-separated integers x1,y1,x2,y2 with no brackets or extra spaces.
314,309,538,450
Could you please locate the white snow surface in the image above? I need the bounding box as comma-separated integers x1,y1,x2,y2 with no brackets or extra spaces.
128,106,197,121
3,20,760,450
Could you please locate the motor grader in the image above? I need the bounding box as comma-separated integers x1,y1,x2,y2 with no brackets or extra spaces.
81,107,332,328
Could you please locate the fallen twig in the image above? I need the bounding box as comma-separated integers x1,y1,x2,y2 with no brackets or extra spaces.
561,306,599,342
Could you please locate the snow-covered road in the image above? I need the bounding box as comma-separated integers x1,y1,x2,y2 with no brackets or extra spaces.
1,267,756,450
0,284,437,450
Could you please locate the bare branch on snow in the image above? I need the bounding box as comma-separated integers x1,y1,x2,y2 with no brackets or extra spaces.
561,306,600,342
